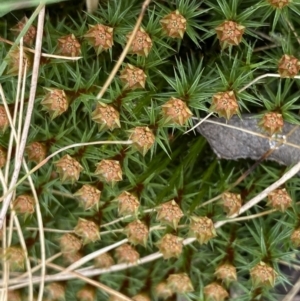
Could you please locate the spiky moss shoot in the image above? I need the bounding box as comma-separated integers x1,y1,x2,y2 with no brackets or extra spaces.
166,273,194,294
74,184,101,210
155,282,174,299
59,233,82,253
84,24,114,55
129,126,155,156
115,243,140,264
259,112,284,135
250,262,277,288
41,88,69,119
74,218,100,245
214,263,237,283
278,54,300,78
57,34,81,57
126,27,152,57
0,146,7,168
55,154,83,184
215,20,245,47
221,192,242,217
160,10,186,39
4,246,25,271
155,234,183,259
156,200,184,229
203,282,229,301
94,252,115,269
45,282,65,301
116,191,140,217
267,188,292,212
189,216,217,244
25,141,47,164
7,290,22,301
0,105,9,134
76,285,96,301
120,64,147,90
132,293,151,301
10,16,36,46
161,97,193,126
95,159,122,185
268,0,290,9
6,48,32,76
291,228,300,247
124,220,149,246
91,102,120,131
211,91,239,120
12,194,35,216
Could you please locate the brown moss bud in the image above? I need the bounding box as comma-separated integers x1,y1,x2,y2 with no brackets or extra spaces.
291,228,300,247
129,127,155,156
91,102,120,131
6,48,32,76
260,112,284,135
127,27,152,57
211,91,239,120
76,285,96,301
84,24,114,55
215,20,245,47
215,263,237,282
167,273,194,294
156,234,183,259
7,290,22,301
57,34,81,57
268,0,289,9
156,200,184,229
0,105,9,134
160,10,186,38
116,191,140,217
55,154,83,184
204,282,229,301
62,251,83,265
155,282,174,299
25,141,47,164
46,282,65,301
250,262,277,288
189,216,216,244
124,220,149,246
0,146,7,168
74,185,101,210
11,16,36,46
12,194,35,216
41,88,69,119
95,159,122,185
94,252,115,269
74,218,100,245
278,54,300,78
5,246,25,271
132,293,151,301
120,64,147,90
59,233,82,253
267,188,292,212
115,243,140,264
222,192,242,217
162,97,193,126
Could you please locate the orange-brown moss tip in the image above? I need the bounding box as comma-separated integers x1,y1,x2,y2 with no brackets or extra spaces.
129,127,155,156
74,184,101,210
41,88,69,119
167,273,194,294
59,233,82,253
76,285,96,301
84,24,114,55
156,200,184,229
291,228,300,247
120,64,147,90
94,252,115,269
267,188,292,212
215,20,245,47
0,146,7,168
211,91,239,120
0,105,9,134
6,48,32,76
91,102,120,131
4,246,25,271
127,27,152,57
132,294,151,301
12,194,35,216
162,97,193,126
57,34,81,57
115,243,140,264
160,10,186,39
155,233,183,259
204,282,229,301
268,0,289,9
11,16,36,46
155,282,174,299
215,263,237,282
250,262,277,288
124,220,149,246
189,216,216,244
25,142,47,164
116,191,140,217
55,154,83,184
278,54,300,78
259,112,284,135
74,218,100,245
46,282,65,301
222,192,242,216
95,159,122,185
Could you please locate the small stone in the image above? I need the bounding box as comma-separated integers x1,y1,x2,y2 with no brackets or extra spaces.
250,261,277,288
116,191,140,217
156,234,183,259
57,34,81,57
156,200,184,229
120,64,147,90
94,252,115,269
222,192,242,217
215,20,245,47
59,233,82,253
260,112,284,135
189,216,216,244
74,185,101,210
95,159,122,185
267,188,292,212
204,282,229,301
167,273,194,294
129,127,155,156
25,142,47,163
74,218,100,245
12,194,35,216
124,220,149,246
160,10,186,38
127,27,152,57
115,243,140,264
0,105,9,134
211,91,239,120
278,54,300,78
215,263,237,282
11,16,36,46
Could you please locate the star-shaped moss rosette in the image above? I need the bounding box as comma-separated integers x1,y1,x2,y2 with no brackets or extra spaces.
250,262,277,288
74,218,100,245
215,263,237,283
57,34,81,57
74,184,101,210
116,191,140,217
189,216,217,244
84,23,114,55
167,273,194,294
155,233,183,259
59,233,82,254
267,188,292,212
268,0,289,9
259,112,284,135
124,220,149,246
0,146,7,168
119,64,147,90
156,200,184,229
76,286,96,301
95,159,122,185
291,228,300,247
132,294,151,301
221,192,242,217
94,253,115,269
160,10,187,38
126,27,153,57
5,246,25,271
25,141,47,164
204,282,229,301
155,282,174,299
278,54,300,78
10,16,36,46
215,20,245,47
12,194,35,217
46,283,65,301
6,48,32,76
129,126,155,156
115,243,140,264
0,105,9,134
